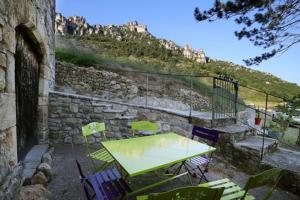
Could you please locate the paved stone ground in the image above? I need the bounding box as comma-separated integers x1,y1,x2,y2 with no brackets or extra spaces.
48,144,299,200
263,147,300,173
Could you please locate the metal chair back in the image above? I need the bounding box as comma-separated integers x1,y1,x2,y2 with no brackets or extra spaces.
131,120,158,136
243,168,284,200
81,122,106,171
82,122,106,137
192,126,219,146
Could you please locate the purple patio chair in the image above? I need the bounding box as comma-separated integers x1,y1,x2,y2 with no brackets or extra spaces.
75,159,132,200
185,126,220,183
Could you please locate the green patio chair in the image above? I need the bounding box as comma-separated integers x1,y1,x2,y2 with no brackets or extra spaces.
198,168,284,200
82,122,114,171
136,186,224,200
131,120,159,136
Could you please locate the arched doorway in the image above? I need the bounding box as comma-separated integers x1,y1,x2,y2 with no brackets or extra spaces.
15,27,41,160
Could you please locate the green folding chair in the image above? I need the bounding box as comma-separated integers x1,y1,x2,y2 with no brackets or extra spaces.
198,168,284,200
131,120,159,136
82,122,114,171
136,186,224,200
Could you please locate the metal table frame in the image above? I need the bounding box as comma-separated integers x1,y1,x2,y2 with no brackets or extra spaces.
101,132,216,196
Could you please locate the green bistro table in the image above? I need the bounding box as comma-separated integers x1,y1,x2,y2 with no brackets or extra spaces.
101,132,216,196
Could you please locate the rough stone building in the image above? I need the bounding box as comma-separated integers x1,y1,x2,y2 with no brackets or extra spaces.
0,0,55,198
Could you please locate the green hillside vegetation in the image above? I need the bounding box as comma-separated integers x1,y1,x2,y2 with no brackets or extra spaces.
56,32,300,108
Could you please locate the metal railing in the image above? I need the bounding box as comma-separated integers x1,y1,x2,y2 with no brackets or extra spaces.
230,83,300,158
69,66,300,158
79,68,215,114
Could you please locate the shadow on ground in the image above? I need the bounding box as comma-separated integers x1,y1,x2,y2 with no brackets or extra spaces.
48,144,298,200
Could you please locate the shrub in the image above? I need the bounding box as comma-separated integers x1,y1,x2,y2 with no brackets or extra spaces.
55,48,101,66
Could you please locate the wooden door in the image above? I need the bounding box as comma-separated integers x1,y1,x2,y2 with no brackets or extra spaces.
15,30,40,160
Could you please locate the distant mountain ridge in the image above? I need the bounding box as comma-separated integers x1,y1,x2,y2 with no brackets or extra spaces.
55,13,206,64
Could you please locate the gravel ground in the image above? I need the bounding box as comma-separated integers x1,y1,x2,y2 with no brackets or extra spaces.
48,144,299,200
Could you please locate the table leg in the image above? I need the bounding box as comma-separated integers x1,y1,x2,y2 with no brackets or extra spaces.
183,163,193,185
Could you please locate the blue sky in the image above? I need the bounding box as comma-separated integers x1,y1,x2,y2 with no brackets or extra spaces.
56,0,299,85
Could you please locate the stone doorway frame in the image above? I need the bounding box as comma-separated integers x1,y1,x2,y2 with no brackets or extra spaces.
13,22,50,161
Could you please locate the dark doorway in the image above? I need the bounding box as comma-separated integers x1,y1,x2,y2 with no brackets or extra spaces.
15,28,40,161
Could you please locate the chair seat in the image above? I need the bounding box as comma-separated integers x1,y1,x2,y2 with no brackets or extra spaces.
88,148,114,163
198,178,255,200
86,167,132,200
189,155,210,166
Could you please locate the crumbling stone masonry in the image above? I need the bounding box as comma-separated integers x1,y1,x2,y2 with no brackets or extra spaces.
0,0,55,199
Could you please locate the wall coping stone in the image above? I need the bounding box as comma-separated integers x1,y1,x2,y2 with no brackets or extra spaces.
49,91,231,122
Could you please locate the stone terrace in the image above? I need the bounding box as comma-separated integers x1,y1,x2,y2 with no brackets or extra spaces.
47,91,300,197
48,144,299,200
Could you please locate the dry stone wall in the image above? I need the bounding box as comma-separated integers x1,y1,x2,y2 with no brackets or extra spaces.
48,91,195,144
55,61,138,101
55,61,211,111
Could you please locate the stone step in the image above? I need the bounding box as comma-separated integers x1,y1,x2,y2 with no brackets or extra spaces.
214,124,255,142
261,148,300,196
92,102,112,108
114,115,137,120
23,145,48,185
233,136,278,156
111,104,128,110
157,109,236,128
262,148,300,173
103,109,127,113
102,109,128,120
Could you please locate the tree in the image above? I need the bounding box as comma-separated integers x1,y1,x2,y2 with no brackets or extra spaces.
194,0,300,65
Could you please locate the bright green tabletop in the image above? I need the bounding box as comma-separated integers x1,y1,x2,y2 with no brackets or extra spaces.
101,132,216,177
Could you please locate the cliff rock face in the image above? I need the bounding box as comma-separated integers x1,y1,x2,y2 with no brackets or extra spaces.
159,39,181,53
55,13,206,63
126,21,148,33
55,13,149,37
183,45,206,64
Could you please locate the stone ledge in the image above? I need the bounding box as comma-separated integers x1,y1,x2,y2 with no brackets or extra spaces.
233,136,278,156
103,109,127,113
215,124,255,142
49,91,234,126
23,145,48,184
261,147,300,196
92,103,112,107
114,115,137,120
215,124,254,134
262,148,300,173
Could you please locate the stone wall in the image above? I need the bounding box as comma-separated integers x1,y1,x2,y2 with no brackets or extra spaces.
55,61,138,101
55,61,210,111
48,91,194,144
0,0,55,198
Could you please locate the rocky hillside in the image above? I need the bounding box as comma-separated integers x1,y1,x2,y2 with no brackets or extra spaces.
55,13,206,64
54,13,300,104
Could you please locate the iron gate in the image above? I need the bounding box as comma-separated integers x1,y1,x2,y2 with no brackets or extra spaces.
212,76,238,127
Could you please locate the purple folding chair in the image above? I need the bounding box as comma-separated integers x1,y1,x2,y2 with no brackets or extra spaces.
75,159,132,200
185,126,220,183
